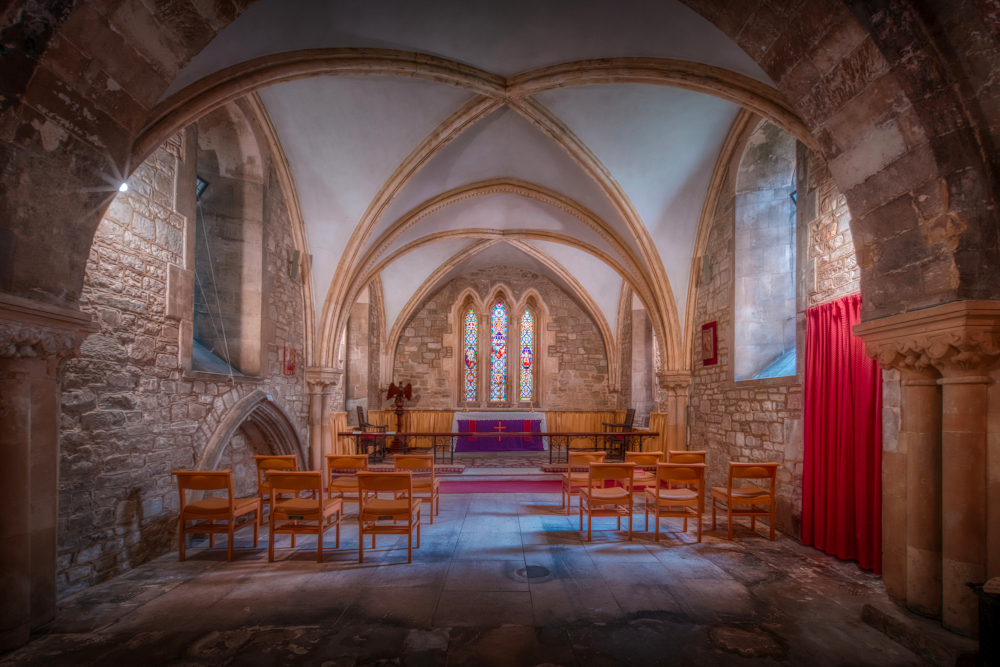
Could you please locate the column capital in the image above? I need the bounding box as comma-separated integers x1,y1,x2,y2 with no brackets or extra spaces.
657,370,691,393
305,366,342,393
0,292,98,360
854,300,1000,378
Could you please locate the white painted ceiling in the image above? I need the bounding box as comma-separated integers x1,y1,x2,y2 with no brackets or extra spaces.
167,0,783,363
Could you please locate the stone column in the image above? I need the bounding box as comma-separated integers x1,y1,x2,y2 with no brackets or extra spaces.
0,293,96,653
306,367,341,470
657,370,691,451
857,301,1000,637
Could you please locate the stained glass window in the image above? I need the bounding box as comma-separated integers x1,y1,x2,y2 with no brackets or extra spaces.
463,309,477,401
519,309,533,401
489,300,508,401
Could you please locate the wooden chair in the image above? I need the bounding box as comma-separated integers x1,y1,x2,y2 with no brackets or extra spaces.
357,406,388,459
644,463,706,542
579,463,636,541
266,471,343,563
666,450,707,464
325,454,372,511
711,462,779,540
173,470,260,562
561,451,608,514
253,454,298,529
393,454,440,523
623,451,664,495
357,471,422,563
602,408,636,455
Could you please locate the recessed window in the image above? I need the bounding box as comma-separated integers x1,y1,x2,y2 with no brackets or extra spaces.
489,299,508,401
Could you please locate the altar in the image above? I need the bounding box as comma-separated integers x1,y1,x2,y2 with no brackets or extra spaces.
450,412,548,451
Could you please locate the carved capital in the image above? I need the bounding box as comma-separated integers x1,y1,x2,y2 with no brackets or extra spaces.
306,366,342,393
0,292,98,360
854,300,1000,379
657,370,691,394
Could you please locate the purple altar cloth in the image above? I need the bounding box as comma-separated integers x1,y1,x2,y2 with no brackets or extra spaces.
455,419,543,451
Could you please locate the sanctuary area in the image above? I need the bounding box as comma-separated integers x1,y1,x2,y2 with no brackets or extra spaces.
2,1,999,665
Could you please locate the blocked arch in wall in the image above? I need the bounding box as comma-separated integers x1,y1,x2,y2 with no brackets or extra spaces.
197,389,306,473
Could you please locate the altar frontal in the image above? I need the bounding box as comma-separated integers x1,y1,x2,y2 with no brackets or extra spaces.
453,412,546,452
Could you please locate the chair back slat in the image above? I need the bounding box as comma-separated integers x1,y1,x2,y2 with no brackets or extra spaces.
326,454,368,471
667,450,707,464
357,471,413,492
267,471,322,493
394,454,434,471
732,463,778,479
655,462,706,482
624,452,662,466
568,452,607,467
357,405,365,427
174,471,232,491
623,408,636,429
588,462,635,481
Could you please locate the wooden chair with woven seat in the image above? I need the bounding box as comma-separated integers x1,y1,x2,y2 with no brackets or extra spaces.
325,454,372,512
253,454,298,530
356,471,422,563
173,470,260,562
666,450,707,464
644,463,706,542
266,470,343,563
711,462,779,540
578,462,636,541
623,451,664,495
601,408,636,456
560,451,608,515
393,454,440,523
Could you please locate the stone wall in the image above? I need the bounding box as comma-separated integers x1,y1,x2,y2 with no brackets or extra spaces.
345,300,369,425
631,303,655,427
688,124,860,539
58,121,308,596
388,265,612,410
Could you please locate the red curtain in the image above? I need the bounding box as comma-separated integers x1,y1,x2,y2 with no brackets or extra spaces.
803,293,882,572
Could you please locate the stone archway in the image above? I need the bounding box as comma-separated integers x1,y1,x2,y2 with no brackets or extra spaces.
197,389,306,474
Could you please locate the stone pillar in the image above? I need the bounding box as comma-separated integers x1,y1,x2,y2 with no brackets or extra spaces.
657,370,691,450
0,293,96,653
857,301,1000,637
901,371,943,616
306,367,341,470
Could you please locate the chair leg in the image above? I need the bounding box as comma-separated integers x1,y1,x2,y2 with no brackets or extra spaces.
372,533,376,549
644,503,649,532
359,527,364,564
751,516,756,531
336,512,341,549
209,529,215,548
408,530,412,563
291,533,296,549
178,516,185,562
628,512,632,541
417,509,421,548
227,522,234,562
727,508,733,540
268,513,275,562
684,517,688,532
317,525,324,563
617,516,621,530
655,508,660,542
579,499,583,531
587,510,592,542
253,513,259,548
429,496,434,525
770,507,776,541
712,501,717,529
696,512,703,543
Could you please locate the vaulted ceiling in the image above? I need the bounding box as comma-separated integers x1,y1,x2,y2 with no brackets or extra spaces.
162,0,790,370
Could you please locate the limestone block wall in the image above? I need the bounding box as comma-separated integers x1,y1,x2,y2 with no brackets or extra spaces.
345,299,370,425
689,133,860,539
58,127,308,596
388,265,612,410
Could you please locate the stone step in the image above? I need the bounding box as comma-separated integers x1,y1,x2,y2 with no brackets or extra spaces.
861,602,978,667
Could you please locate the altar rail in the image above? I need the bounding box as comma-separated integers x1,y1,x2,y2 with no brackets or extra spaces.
336,431,659,464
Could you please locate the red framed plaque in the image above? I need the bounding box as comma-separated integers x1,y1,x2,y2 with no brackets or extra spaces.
701,321,718,366
283,346,296,374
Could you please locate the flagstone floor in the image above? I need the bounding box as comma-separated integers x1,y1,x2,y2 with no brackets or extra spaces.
1,493,962,666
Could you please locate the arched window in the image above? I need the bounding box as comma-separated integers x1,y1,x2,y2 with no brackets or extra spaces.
489,299,508,401
463,308,478,401
519,308,534,402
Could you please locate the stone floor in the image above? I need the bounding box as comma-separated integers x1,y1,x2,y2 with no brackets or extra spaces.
3,493,942,666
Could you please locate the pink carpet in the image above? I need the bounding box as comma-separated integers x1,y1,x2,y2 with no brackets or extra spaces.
440,480,561,493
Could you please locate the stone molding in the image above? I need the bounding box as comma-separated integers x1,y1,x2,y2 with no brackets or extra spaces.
854,300,1000,377
0,292,98,360
306,367,342,393
657,370,692,393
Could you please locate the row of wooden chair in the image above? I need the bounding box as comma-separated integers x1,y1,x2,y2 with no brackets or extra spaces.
560,450,779,543
173,453,442,564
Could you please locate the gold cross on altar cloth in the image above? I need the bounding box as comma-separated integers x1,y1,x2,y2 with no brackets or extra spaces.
493,422,507,441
